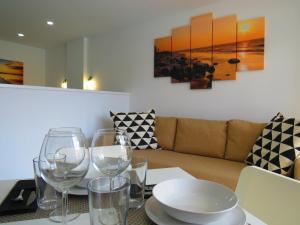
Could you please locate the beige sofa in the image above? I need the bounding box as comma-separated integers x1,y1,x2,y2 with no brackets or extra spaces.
133,117,300,190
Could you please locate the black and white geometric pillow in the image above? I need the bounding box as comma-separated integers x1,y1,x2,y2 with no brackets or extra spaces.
110,109,160,150
245,113,300,176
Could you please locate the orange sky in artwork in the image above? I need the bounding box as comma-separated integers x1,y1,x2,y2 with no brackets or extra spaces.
172,26,190,51
191,13,213,49
213,15,237,45
0,61,23,75
155,37,171,52
238,17,265,42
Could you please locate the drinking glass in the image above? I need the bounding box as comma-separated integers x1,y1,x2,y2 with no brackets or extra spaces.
127,156,148,209
34,156,69,223
33,157,59,210
39,127,90,225
88,176,130,225
91,129,132,178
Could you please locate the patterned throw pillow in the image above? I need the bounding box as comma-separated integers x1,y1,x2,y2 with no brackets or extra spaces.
245,113,300,176
110,109,159,150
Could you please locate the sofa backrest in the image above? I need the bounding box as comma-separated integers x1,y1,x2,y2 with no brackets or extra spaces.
225,120,266,162
154,117,177,150
173,118,227,159
154,116,266,162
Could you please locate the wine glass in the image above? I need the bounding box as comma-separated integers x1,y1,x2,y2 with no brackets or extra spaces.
39,128,90,225
91,129,132,179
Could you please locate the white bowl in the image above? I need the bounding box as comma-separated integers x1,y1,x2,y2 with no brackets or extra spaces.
152,178,238,224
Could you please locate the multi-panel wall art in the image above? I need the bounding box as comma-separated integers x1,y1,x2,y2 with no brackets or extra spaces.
154,37,172,77
190,13,213,89
237,17,265,71
0,59,24,85
154,13,265,89
171,26,191,83
213,15,237,81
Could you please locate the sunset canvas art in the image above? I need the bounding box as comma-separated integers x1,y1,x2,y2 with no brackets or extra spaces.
213,15,237,80
153,12,265,90
237,17,265,71
154,36,172,77
171,25,191,83
190,13,213,89
0,59,23,85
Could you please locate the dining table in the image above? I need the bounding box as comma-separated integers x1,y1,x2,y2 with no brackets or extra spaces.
0,167,267,225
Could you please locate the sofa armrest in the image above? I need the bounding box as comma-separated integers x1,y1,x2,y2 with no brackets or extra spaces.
294,157,300,181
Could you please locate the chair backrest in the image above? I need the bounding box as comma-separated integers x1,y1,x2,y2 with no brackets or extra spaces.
236,166,300,225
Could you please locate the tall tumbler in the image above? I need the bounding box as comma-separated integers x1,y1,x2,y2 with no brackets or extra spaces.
88,176,130,225
127,156,148,209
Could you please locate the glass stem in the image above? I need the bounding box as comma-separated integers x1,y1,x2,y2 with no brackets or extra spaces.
109,176,112,191
62,190,68,225
109,176,114,208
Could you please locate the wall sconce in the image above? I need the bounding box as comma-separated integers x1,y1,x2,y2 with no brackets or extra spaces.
85,76,96,90
61,79,68,89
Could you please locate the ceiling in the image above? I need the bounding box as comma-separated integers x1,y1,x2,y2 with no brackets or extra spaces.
0,0,218,49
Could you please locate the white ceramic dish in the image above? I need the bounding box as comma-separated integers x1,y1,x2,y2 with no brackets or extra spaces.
152,179,238,224
145,196,246,225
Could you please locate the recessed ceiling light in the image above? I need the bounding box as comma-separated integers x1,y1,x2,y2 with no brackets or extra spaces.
17,33,24,37
46,21,54,26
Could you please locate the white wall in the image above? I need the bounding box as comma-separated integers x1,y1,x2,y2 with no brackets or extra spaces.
66,38,87,89
45,43,66,88
87,0,300,122
0,39,45,86
0,84,130,180
45,38,90,89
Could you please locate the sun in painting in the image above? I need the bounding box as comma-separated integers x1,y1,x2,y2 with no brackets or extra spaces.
237,17,265,71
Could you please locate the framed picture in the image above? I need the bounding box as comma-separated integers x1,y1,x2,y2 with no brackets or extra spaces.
0,59,23,84
213,15,237,80
154,37,172,77
171,25,191,83
237,17,265,71
190,13,213,89
153,12,265,90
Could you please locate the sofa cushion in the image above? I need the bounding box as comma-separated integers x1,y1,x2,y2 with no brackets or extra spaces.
133,149,246,190
110,109,159,150
245,113,300,176
225,120,266,162
155,117,177,150
174,118,227,158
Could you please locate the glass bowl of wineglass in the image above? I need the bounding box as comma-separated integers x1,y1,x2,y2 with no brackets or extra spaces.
39,127,90,224
91,129,132,179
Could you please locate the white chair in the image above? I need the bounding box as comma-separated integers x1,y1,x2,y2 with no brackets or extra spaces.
236,166,300,225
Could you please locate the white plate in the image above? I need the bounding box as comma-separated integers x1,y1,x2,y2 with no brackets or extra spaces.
69,186,88,195
69,178,89,195
145,197,246,225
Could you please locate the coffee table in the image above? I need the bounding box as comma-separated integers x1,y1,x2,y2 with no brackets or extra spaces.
0,167,266,225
